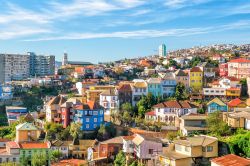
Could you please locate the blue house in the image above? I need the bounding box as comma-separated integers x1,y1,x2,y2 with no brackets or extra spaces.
160,73,177,98
74,101,104,131
147,78,162,97
207,97,228,113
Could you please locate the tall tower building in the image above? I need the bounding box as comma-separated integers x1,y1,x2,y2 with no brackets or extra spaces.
159,44,167,57
62,52,68,66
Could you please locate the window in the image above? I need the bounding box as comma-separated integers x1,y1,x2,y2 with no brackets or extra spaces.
94,124,97,128
94,118,97,122
0,158,2,163
13,158,16,162
86,118,89,122
148,149,153,154
100,117,103,122
207,146,213,152
86,124,89,128
185,146,190,152
100,110,103,114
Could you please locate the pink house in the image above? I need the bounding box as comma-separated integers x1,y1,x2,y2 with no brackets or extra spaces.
132,134,162,161
219,63,228,77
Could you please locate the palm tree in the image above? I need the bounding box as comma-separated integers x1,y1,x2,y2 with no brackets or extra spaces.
69,122,81,141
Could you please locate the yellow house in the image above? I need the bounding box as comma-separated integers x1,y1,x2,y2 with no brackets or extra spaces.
15,122,41,143
86,89,104,102
159,135,218,166
223,111,250,129
226,88,241,98
189,67,203,92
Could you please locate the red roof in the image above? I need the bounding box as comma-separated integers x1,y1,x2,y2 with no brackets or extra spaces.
228,98,244,107
6,141,20,149
123,135,135,141
227,88,241,91
145,111,156,116
19,142,49,149
211,154,250,166
225,76,240,81
229,58,250,63
190,67,202,72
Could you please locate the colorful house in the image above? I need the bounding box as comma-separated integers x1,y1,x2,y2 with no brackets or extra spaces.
189,67,203,92
207,98,227,113
227,98,247,112
117,82,132,106
147,78,162,97
160,72,177,97
159,135,218,166
99,89,119,114
74,101,104,131
98,136,123,159
226,88,241,98
174,69,189,88
131,79,147,106
228,58,250,79
219,63,228,77
223,111,250,130
19,142,51,165
15,122,41,143
132,134,162,162
5,106,28,124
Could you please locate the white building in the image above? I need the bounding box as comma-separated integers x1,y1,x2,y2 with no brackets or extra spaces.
0,54,30,83
99,89,119,114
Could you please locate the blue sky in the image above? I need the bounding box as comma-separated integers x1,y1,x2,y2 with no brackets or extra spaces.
0,0,250,63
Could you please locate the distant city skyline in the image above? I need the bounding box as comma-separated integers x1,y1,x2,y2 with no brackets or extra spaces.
0,0,250,63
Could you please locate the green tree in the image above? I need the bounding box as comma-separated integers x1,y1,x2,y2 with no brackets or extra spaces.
44,122,64,141
31,153,47,166
114,151,126,166
50,150,63,163
174,83,188,100
121,103,133,113
122,111,132,126
19,156,29,166
97,124,116,141
206,111,230,136
69,122,82,141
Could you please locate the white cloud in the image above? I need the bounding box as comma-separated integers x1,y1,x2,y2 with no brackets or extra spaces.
165,0,210,9
23,20,250,41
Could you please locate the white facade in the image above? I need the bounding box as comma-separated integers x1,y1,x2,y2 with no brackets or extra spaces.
99,90,119,114
0,54,30,83
122,139,134,154
51,146,69,158
203,88,226,97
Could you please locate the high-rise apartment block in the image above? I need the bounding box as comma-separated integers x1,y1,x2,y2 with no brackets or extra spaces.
0,54,30,83
159,44,167,57
0,52,55,83
28,52,55,76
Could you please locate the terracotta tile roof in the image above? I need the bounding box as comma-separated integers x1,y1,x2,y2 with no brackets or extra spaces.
175,69,188,76
145,111,156,116
75,101,103,110
227,88,241,91
153,101,196,109
225,76,240,81
19,142,50,149
0,138,10,142
101,136,123,144
228,98,245,107
123,135,135,141
229,58,250,63
190,67,202,72
118,83,132,92
47,95,66,106
6,141,20,149
211,154,250,166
